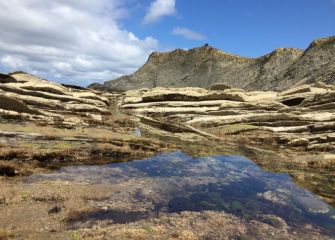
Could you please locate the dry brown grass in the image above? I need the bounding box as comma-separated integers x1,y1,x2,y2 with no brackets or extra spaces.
0,161,16,176
43,133,59,140
0,229,13,240
0,149,27,161
65,209,96,224
0,122,130,140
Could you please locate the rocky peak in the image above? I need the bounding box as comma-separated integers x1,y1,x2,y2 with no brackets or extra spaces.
308,36,335,49
258,48,303,65
268,48,303,57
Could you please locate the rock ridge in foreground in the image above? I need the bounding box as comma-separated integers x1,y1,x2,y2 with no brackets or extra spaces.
120,82,335,160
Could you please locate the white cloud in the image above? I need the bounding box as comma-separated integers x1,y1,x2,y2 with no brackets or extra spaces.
171,27,207,41
1,55,26,69
143,0,176,24
0,0,159,86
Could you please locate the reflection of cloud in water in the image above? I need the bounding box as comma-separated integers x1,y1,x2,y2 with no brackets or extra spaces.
28,151,335,235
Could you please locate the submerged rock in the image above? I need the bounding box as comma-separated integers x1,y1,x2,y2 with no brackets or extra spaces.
257,190,289,206
293,196,330,214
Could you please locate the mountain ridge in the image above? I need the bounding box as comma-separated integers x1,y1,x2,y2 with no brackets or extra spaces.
91,36,335,92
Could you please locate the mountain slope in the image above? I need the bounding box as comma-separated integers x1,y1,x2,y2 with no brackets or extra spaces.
274,37,335,89
92,36,335,92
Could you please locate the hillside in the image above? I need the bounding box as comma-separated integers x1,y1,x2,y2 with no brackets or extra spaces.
92,36,335,92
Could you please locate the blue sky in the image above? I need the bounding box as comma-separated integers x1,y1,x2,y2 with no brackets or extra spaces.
0,0,334,85
124,0,335,57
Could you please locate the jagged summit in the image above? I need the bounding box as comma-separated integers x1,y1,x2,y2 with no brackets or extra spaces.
90,36,335,92
263,47,303,58
308,36,335,49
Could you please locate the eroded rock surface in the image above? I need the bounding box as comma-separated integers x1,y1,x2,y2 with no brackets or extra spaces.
0,72,118,128
0,72,171,176
120,83,335,163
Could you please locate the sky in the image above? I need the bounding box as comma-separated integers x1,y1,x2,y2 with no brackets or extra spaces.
0,0,334,86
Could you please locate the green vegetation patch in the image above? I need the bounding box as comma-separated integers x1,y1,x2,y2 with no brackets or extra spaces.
218,124,258,134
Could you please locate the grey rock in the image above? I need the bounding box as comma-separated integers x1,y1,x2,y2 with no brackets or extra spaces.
92,36,335,92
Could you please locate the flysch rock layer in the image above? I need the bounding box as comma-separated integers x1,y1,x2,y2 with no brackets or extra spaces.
120,82,335,156
0,72,112,127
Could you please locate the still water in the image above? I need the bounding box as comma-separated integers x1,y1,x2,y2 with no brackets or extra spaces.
29,151,335,234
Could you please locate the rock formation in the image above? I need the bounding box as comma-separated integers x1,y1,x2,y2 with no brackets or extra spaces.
0,71,111,127
120,83,335,157
92,36,334,92
1,72,335,239
0,71,170,177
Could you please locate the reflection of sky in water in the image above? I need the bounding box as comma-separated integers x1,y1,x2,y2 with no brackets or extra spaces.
29,151,335,235
134,127,142,137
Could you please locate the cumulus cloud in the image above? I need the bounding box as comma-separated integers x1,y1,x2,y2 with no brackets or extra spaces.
143,0,176,24
171,27,206,40
0,0,158,86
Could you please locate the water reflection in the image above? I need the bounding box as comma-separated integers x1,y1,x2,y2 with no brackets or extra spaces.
134,127,142,137
29,151,335,234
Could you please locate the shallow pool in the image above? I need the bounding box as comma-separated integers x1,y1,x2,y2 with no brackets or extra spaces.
29,151,335,234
